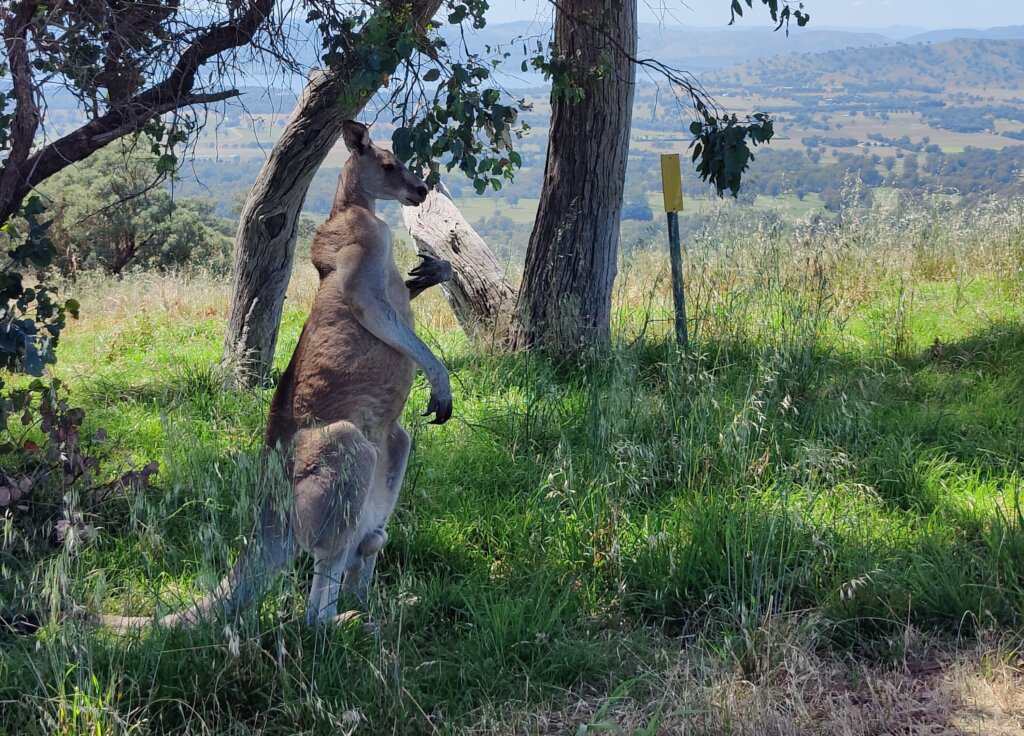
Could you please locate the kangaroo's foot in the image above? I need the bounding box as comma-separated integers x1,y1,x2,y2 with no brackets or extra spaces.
331,609,379,635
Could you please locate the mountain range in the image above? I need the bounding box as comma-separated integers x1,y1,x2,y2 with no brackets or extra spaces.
463,22,1024,86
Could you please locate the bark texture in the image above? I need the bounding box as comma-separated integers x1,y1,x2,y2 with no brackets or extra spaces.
402,183,517,345
221,0,443,386
511,0,637,351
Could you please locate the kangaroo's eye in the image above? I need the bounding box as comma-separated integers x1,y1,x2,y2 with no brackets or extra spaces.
383,162,397,172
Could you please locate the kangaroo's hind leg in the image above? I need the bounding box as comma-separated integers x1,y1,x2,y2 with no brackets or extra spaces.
342,423,411,608
291,422,378,625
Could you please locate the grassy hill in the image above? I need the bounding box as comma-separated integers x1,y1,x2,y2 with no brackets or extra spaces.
2,199,1024,734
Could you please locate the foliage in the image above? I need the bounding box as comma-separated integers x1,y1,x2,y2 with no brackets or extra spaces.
0,379,158,511
0,0,282,227
392,61,525,195
0,376,158,644
621,201,654,221
42,147,233,277
729,0,810,31
0,197,79,378
526,0,808,198
372,0,810,199
296,1,526,195
690,112,775,196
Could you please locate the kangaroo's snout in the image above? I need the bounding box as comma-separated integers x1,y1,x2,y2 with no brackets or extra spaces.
405,183,429,207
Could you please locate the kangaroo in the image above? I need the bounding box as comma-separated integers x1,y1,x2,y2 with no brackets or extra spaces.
100,121,452,630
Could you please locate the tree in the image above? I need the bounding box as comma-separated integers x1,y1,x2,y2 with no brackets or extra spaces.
0,0,284,379
221,1,445,383
511,0,638,351
43,147,232,277
402,182,517,343
0,0,282,227
510,0,805,350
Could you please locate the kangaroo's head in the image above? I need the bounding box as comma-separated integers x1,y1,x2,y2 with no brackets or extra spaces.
342,121,429,207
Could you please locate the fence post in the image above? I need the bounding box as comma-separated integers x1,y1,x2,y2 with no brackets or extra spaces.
660,154,688,350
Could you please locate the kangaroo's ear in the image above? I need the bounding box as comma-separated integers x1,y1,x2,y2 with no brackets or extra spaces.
342,121,371,154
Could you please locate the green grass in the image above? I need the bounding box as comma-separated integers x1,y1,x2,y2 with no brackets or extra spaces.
2,197,1024,733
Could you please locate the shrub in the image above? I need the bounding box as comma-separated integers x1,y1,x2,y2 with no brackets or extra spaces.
43,147,233,277
622,202,654,221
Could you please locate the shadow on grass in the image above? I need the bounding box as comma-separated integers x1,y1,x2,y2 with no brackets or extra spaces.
404,321,1024,641
3,322,1024,733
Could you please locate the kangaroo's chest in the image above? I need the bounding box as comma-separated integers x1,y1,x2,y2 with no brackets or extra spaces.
285,267,415,434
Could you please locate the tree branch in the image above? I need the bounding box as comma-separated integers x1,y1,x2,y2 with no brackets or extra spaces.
88,90,240,146
0,0,275,225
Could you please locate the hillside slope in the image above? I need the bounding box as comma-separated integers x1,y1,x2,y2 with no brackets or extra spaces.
711,38,1024,92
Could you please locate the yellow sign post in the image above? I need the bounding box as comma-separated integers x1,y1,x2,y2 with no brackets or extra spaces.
660,153,684,213
660,154,688,349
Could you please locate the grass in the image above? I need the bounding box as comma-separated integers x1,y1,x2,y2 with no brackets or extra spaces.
2,195,1024,733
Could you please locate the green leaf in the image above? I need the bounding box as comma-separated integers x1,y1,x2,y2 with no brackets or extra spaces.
730,0,743,23
392,127,414,159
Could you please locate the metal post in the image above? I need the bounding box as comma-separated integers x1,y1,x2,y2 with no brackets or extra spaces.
666,210,688,350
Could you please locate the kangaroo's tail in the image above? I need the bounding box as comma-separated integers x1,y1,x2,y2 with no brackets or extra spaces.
99,498,294,631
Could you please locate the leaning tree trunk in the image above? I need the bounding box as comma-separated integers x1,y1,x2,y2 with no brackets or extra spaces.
511,0,637,352
402,182,517,346
221,71,356,385
221,0,443,387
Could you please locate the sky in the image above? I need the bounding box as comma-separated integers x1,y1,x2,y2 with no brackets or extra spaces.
485,0,1024,31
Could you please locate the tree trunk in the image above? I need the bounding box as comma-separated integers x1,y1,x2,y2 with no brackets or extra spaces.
221,1,443,386
511,0,637,352
220,70,354,385
402,183,517,346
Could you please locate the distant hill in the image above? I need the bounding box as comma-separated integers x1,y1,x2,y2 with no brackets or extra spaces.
709,38,1024,93
467,23,1024,80
469,21,896,76
906,26,1024,43
636,26,893,72
814,25,926,40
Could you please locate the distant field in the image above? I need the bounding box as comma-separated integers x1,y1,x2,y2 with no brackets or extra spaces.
454,196,541,225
